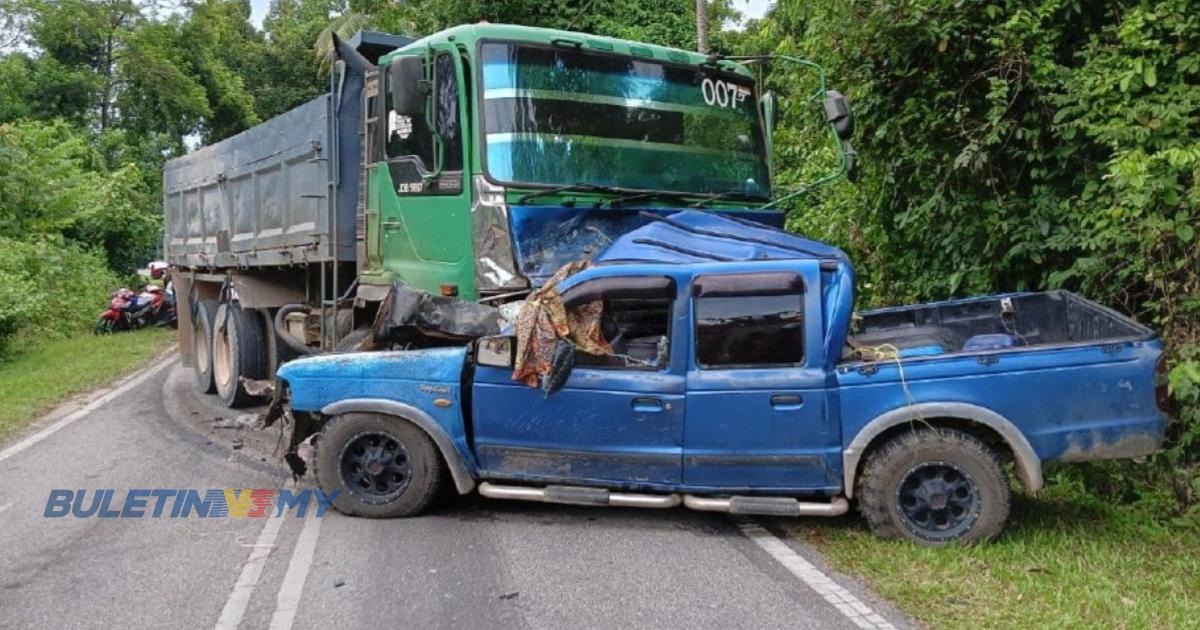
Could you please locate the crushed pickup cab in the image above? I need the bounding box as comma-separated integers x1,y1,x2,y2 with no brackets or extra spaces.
275,211,1166,545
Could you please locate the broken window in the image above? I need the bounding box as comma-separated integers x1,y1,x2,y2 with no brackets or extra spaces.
561,275,675,370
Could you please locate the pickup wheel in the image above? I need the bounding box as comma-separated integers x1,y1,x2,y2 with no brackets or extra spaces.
314,413,444,518
857,428,1011,545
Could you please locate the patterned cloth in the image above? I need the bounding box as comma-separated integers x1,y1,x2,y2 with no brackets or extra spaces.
511,260,612,387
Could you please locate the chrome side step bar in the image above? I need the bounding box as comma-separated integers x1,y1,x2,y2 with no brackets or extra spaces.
477,482,849,517
478,482,681,508
683,495,850,518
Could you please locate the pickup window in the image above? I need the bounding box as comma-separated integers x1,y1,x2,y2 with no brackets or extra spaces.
694,273,805,368
562,276,674,370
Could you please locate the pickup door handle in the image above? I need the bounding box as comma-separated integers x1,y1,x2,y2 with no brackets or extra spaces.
631,397,665,412
770,394,804,409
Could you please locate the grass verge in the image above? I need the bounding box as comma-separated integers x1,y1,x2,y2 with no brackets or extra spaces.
776,480,1200,629
0,327,175,440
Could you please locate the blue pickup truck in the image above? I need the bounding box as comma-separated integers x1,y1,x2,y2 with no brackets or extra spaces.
275,212,1166,544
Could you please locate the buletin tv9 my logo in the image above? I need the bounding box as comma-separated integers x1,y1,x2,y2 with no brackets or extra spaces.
43,488,340,518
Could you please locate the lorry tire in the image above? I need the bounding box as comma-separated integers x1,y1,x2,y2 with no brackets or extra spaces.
192,299,219,394
314,413,444,518
212,302,269,408
256,307,296,377
857,428,1011,546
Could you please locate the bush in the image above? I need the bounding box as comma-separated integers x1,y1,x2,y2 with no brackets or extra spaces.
0,236,119,349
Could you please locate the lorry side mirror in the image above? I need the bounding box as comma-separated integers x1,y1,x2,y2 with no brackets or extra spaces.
823,90,854,140
389,55,428,117
477,335,515,369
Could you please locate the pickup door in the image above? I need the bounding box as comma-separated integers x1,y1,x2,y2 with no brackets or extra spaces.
470,275,685,486
683,265,840,492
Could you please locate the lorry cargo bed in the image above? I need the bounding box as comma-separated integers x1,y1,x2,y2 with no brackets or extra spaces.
163,90,360,268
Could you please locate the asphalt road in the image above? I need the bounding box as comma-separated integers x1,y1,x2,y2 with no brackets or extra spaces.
0,356,915,630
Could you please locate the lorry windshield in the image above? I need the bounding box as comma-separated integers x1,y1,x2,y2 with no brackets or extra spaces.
480,42,771,199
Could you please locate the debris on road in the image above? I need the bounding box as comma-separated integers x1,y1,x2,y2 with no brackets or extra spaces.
240,377,275,398
213,414,259,430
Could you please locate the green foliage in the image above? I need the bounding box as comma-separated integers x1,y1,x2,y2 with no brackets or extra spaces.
745,0,1200,497
0,120,159,274
0,236,119,345
356,0,732,51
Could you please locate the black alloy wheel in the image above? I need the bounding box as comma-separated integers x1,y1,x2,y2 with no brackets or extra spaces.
339,431,414,504
896,461,980,542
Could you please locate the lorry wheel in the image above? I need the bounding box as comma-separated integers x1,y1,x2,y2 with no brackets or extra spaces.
857,428,1011,546
314,413,444,518
212,302,269,408
192,300,219,394
256,308,295,376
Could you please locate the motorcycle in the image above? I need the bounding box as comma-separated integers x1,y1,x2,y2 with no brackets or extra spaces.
94,284,177,334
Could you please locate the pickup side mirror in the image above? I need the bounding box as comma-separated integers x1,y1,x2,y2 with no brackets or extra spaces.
823,90,854,140
389,55,428,117
477,335,515,369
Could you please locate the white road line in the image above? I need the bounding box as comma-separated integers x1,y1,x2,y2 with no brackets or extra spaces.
0,502,12,515
0,355,178,464
267,510,325,630
215,514,285,630
739,520,896,630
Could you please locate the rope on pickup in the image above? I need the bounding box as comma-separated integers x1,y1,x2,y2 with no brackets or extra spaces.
856,343,930,428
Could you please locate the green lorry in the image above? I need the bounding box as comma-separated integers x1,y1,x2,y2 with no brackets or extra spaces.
164,23,854,407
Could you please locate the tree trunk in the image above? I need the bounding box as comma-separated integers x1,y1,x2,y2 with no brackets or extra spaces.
695,0,709,54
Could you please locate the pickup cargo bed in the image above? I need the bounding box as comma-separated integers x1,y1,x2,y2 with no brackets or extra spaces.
847,290,1151,358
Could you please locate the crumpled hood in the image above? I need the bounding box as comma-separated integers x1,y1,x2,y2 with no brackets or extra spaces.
278,346,468,412
595,209,848,264
507,205,786,286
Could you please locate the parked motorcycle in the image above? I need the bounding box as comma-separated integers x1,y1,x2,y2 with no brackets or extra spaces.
94,284,176,334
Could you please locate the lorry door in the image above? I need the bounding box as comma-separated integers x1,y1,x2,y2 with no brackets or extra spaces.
370,45,475,295
683,265,838,491
471,275,684,485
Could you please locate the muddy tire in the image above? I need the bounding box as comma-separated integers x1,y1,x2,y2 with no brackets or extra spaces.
857,428,1011,546
192,299,219,394
212,302,269,408
314,413,444,518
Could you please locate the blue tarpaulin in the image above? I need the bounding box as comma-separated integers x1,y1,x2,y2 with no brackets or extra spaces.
594,210,848,265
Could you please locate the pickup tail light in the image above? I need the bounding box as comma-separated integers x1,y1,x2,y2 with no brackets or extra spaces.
1155,355,1171,413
